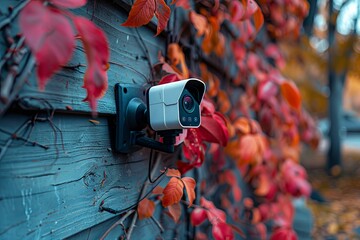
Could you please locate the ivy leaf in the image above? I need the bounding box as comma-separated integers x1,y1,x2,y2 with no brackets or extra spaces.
137,198,155,220
189,11,207,37
270,227,297,240
280,81,301,110
19,1,75,90
162,177,184,207
152,186,164,195
171,0,190,9
155,0,171,35
73,16,109,114
168,202,181,222
198,113,229,146
212,222,234,240
122,0,170,35
122,0,156,28
200,197,226,225
190,208,208,226
166,168,181,178
50,0,87,8
181,177,196,207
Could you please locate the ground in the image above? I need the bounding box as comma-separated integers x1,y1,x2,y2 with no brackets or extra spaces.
306,150,360,240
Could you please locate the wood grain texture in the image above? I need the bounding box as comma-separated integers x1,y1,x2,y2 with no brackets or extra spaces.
0,0,165,115
0,113,171,239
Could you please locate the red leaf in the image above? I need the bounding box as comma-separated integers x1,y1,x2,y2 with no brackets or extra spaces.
73,16,109,113
212,222,234,240
255,223,267,240
137,198,155,220
198,113,229,146
171,0,190,9
230,0,245,23
19,1,75,90
258,80,278,101
191,208,208,226
122,0,156,27
162,177,184,207
200,197,226,225
155,0,171,35
270,227,298,240
280,81,301,110
159,74,180,85
166,168,181,178
50,0,86,8
182,129,206,171
181,177,196,207
168,202,182,222
281,160,311,197
243,0,258,19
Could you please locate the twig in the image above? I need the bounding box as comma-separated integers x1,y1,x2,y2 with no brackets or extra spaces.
134,28,155,83
150,216,165,233
126,211,138,239
0,127,49,150
108,61,150,83
0,54,36,116
99,209,135,240
0,0,30,30
180,200,202,209
0,119,31,162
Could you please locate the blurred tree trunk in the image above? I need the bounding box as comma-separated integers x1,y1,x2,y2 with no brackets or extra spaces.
303,0,318,35
327,0,343,174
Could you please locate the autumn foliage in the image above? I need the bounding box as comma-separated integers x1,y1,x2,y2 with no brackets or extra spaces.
19,0,319,239
19,0,109,114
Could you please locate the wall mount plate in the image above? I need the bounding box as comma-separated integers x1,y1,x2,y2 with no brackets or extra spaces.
114,83,147,153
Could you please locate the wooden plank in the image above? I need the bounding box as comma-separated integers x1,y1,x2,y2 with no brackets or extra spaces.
0,0,166,115
0,112,170,239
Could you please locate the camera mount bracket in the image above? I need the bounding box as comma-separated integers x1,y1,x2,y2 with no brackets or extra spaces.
114,83,182,153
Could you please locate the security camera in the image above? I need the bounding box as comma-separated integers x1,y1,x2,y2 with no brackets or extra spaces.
148,78,206,131
114,78,205,153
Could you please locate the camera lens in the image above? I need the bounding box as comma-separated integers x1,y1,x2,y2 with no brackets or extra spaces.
182,94,195,113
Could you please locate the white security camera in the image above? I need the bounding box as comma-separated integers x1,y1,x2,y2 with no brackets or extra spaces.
148,78,206,131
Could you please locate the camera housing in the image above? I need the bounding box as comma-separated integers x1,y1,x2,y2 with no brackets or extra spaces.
114,78,205,153
148,78,206,131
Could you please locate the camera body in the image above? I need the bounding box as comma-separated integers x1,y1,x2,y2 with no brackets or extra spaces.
148,78,206,131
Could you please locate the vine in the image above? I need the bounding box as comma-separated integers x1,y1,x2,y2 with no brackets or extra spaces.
15,0,319,239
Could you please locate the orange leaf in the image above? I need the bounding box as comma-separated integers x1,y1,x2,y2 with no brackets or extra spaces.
155,0,171,35
152,186,164,195
189,11,208,37
137,198,155,220
168,202,182,222
167,43,189,78
253,7,264,32
233,118,250,134
122,0,156,28
73,17,109,114
217,90,231,114
162,177,184,207
254,174,270,196
280,81,301,110
166,168,181,178
181,177,196,207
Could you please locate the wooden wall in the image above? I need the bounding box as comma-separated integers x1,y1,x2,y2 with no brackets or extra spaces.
0,0,181,239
